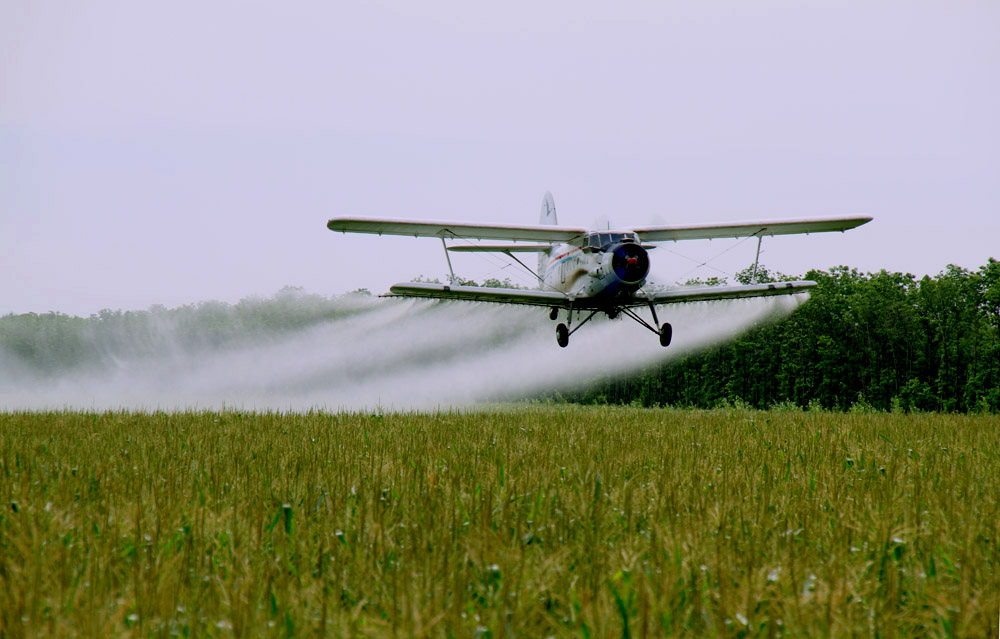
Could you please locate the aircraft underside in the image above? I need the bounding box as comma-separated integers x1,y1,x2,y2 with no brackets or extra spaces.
549,300,672,348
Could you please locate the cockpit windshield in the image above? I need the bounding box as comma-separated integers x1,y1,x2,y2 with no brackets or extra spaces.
586,232,638,251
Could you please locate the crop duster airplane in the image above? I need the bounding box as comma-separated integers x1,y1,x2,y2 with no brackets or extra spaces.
327,193,871,348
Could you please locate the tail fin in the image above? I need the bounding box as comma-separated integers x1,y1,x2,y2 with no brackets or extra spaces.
538,192,557,279
539,191,557,225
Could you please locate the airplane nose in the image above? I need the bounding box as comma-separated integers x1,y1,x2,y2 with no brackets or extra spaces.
610,242,650,286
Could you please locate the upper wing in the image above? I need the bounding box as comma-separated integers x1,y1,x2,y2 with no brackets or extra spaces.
636,280,817,306
386,282,571,308
328,217,587,243
631,215,871,242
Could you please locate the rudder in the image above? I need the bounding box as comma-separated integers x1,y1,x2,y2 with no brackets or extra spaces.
539,191,557,225
538,192,557,279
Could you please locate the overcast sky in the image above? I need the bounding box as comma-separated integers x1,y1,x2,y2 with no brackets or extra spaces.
2,0,998,316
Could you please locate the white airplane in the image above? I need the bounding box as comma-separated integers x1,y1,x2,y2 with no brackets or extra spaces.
327,193,871,347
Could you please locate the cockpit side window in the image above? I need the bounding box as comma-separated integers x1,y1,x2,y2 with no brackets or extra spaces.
587,232,638,250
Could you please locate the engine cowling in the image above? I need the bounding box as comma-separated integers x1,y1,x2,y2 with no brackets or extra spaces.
609,242,649,287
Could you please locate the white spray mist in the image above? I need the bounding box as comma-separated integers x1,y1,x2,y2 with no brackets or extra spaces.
0,292,806,411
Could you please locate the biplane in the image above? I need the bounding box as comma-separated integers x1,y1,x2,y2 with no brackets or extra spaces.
327,193,870,347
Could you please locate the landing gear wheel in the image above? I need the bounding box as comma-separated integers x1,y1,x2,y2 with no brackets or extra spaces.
549,308,559,321
659,323,672,347
556,323,569,348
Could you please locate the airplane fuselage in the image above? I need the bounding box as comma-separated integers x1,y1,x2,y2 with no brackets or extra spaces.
540,231,651,302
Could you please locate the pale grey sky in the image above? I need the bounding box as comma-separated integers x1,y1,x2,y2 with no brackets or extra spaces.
2,0,998,316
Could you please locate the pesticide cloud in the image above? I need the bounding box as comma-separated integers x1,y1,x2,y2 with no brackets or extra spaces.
0,290,805,411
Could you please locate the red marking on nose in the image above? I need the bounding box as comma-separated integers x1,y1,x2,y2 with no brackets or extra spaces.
628,257,638,266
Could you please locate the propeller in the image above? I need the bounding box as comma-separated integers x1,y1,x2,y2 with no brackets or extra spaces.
610,242,650,285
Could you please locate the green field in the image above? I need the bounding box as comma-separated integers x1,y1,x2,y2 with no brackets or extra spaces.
1,407,997,638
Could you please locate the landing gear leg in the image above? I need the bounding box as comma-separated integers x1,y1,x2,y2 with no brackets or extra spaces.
554,308,598,347
557,307,573,347
618,303,675,348
647,301,672,348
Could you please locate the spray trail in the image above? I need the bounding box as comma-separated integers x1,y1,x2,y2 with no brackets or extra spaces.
0,290,806,411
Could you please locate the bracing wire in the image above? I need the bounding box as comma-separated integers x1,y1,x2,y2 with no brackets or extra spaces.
437,236,543,289
663,234,762,283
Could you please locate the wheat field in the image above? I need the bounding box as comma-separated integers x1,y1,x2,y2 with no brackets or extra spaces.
1,406,997,637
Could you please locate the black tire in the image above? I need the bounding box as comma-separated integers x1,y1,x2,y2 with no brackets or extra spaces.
549,308,559,321
556,323,569,348
659,323,672,347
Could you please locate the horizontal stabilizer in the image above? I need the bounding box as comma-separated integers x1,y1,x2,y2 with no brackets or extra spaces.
447,244,553,253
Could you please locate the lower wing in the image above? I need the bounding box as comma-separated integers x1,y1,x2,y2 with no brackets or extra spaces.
386,282,571,308
384,280,815,309
635,280,816,306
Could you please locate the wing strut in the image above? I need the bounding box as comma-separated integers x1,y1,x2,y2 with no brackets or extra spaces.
751,234,764,284
502,250,545,286
441,238,456,284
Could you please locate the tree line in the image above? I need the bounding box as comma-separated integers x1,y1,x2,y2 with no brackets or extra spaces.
0,287,365,378
558,259,1000,413
4,263,999,413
